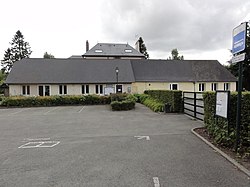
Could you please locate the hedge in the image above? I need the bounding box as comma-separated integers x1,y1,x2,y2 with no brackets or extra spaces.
203,91,250,155
110,93,136,111
144,90,183,112
0,95,111,107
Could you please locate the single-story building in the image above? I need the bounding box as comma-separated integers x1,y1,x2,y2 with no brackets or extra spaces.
5,58,236,96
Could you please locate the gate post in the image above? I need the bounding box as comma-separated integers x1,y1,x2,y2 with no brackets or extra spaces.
194,92,197,119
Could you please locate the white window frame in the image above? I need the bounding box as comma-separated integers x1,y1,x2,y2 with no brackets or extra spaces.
95,84,104,95
198,83,205,92
38,85,51,96
22,85,30,96
211,83,217,91
82,84,90,94
59,85,67,95
224,83,230,91
170,83,178,90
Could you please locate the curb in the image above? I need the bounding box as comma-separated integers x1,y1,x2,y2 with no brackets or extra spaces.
191,127,250,177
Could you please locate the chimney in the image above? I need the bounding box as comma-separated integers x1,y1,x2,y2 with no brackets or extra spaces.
135,40,140,52
86,40,89,52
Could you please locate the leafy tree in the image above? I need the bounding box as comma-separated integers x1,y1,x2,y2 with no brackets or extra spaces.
1,30,32,72
0,70,7,85
43,52,55,59
168,48,184,60
138,37,149,59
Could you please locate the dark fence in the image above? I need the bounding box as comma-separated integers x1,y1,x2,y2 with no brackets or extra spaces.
183,92,204,121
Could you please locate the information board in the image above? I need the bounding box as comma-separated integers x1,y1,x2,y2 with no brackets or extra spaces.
232,22,247,54
216,91,229,118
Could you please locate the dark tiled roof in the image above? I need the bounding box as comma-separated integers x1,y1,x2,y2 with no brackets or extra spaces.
6,58,135,84
130,59,237,82
83,43,145,58
5,58,237,84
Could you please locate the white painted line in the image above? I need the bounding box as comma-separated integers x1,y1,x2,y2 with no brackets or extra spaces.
18,141,60,149
43,107,58,115
78,106,85,113
25,138,51,141
10,108,30,115
18,142,43,148
153,177,160,187
134,136,150,140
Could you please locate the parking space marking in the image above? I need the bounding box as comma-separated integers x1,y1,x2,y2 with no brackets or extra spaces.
9,108,30,115
18,141,60,148
78,106,85,113
25,138,51,141
43,107,59,115
153,177,160,187
134,136,150,140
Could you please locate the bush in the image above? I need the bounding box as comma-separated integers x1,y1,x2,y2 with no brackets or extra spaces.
142,97,164,112
203,91,250,155
110,100,135,111
1,95,111,107
110,93,136,111
144,90,182,112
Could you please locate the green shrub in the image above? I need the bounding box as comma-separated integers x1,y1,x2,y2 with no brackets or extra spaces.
1,95,111,107
203,91,250,155
110,100,135,111
133,94,149,103
110,93,128,102
144,90,182,112
142,97,164,112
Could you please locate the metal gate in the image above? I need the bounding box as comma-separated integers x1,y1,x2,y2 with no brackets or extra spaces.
183,92,204,121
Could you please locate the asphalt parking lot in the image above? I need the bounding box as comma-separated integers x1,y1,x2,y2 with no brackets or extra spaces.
0,104,249,187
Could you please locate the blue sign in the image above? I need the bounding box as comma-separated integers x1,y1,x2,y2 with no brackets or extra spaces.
232,22,247,54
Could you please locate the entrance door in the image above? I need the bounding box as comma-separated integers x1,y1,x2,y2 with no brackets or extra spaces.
116,85,122,93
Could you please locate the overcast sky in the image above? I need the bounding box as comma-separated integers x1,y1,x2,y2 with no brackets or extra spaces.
0,0,250,65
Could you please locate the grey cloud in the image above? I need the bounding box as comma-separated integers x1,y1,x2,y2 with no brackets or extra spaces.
100,0,250,55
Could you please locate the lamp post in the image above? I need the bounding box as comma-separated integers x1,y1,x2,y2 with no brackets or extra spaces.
115,67,119,93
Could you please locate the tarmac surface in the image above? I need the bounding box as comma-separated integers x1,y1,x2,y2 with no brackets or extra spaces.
0,104,249,187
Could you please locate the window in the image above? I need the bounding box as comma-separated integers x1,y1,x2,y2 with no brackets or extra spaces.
45,86,50,96
170,83,178,90
39,86,44,96
95,85,99,94
224,83,230,91
95,49,103,53
38,85,50,96
95,85,104,94
22,85,30,95
100,85,103,94
27,86,30,95
198,83,205,92
59,85,67,95
82,85,89,94
211,83,217,91
125,49,132,53
22,86,26,95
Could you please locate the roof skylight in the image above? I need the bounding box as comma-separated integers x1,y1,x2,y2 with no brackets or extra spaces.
95,49,103,53
125,49,132,53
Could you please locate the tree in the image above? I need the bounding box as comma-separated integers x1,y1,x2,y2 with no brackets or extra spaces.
138,37,149,59
0,70,7,85
1,30,32,73
43,52,55,59
168,48,184,60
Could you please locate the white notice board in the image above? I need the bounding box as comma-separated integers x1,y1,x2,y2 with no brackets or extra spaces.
216,91,229,118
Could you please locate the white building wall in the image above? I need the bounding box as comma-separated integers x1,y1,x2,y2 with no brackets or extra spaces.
9,84,132,96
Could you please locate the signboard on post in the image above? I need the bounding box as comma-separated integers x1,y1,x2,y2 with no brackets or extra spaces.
232,53,245,64
216,91,230,119
232,22,247,54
